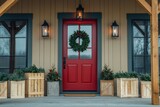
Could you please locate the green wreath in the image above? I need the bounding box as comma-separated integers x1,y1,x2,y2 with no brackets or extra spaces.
69,30,90,52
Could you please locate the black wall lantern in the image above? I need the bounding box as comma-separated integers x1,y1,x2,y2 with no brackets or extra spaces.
76,3,84,20
42,20,49,37
111,21,119,38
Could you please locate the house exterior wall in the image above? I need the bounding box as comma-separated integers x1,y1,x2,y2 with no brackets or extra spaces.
0,0,147,72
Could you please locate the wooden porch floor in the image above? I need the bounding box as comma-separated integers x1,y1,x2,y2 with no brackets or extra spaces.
0,96,159,107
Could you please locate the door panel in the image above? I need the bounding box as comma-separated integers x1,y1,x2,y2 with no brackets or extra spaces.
67,64,78,83
63,20,97,91
81,64,92,83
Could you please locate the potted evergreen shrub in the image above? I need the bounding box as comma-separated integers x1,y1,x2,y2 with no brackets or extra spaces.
9,69,25,98
114,72,139,98
100,65,114,96
23,65,45,97
140,73,151,98
47,66,61,96
0,73,8,99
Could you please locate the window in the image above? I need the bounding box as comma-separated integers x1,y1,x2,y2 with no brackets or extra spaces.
131,19,160,73
67,25,92,59
0,14,32,73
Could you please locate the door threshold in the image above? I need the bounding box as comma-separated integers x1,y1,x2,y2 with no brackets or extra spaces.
64,94,96,97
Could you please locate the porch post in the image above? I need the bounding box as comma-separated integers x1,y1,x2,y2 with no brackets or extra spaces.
150,0,159,105
137,0,159,105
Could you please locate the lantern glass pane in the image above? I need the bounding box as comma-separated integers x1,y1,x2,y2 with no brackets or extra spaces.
112,26,119,37
76,10,83,19
42,26,49,36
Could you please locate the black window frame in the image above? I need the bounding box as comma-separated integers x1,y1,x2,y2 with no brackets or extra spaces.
128,14,160,74
0,14,32,73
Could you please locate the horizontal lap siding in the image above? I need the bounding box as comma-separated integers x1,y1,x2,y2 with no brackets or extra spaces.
1,0,146,72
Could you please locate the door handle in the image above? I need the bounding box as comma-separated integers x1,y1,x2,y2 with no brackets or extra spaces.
63,57,66,69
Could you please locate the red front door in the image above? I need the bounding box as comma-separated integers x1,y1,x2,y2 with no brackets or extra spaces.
63,20,97,91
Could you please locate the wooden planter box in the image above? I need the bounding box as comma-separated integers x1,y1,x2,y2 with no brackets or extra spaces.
25,73,44,97
141,81,151,98
9,81,25,98
100,80,114,96
0,81,7,99
47,81,59,96
116,78,138,98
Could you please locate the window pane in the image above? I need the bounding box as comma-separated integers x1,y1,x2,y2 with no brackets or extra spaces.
134,68,145,74
68,25,78,47
0,38,10,56
15,57,26,68
147,38,151,55
68,49,78,59
0,24,10,37
148,22,151,37
133,21,145,37
0,57,9,68
16,38,26,56
0,69,9,73
133,38,144,55
16,25,27,37
146,56,151,73
80,49,92,59
134,56,144,70
80,25,92,47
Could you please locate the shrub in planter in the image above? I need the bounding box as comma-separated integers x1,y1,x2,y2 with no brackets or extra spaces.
47,66,61,96
0,73,8,81
9,69,25,98
140,73,151,81
114,72,138,78
140,73,151,98
23,64,45,73
114,72,139,98
0,73,8,99
100,65,114,96
10,69,25,80
23,65,45,97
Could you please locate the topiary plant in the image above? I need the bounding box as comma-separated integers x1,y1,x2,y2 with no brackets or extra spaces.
140,73,151,81
0,73,9,81
101,65,114,80
114,72,138,78
23,65,45,73
47,66,61,81
9,69,25,81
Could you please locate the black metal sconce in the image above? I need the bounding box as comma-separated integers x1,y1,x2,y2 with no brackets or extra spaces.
111,21,119,38
76,1,84,20
42,20,49,37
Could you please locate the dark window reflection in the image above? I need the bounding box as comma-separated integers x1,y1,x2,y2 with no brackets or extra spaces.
0,21,27,73
132,20,160,73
